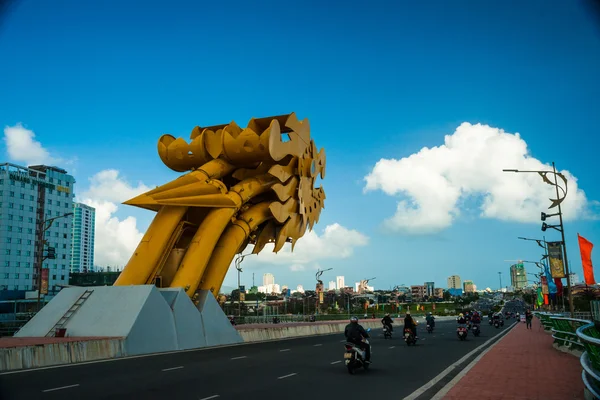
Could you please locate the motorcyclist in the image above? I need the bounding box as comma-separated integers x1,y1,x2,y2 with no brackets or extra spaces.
404,312,418,339
471,311,481,325
457,313,466,325
344,316,371,363
426,312,435,328
381,313,394,332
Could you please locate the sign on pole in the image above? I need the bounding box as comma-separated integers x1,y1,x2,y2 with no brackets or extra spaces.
41,268,49,295
548,241,566,278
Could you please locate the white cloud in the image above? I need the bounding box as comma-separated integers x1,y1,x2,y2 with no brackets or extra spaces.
3,123,59,166
78,171,150,268
242,223,369,270
364,122,592,234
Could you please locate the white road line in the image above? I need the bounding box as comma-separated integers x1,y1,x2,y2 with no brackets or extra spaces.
313,344,322,347
388,346,395,349
199,395,220,400
279,348,291,352
42,384,80,393
277,373,297,380
330,360,342,364
230,356,247,360
161,366,184,372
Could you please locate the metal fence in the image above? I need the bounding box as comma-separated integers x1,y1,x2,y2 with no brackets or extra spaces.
576,322,600,399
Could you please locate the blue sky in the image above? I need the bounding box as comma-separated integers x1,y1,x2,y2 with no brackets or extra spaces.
1,0,599,291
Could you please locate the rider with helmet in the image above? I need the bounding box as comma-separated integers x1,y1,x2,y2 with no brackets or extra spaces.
404,312,418,339
381,313,394,333
471,311,481,324
457,313,467,325
344,317,371,363
425,312,435,328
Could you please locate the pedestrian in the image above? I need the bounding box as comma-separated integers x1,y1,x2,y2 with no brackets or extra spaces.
525,309,533,329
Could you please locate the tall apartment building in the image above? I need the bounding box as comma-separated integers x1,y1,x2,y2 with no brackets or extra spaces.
336,276,345,290
0,163,75,293
263,273,274,286
424,281,435,297
70,203,95,273
447,275,462,289
463,280,476,293
510,263,527,290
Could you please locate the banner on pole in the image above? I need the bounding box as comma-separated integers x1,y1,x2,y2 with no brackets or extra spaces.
541,276,549,295
41,268,49,295
547,241,566,278
578,234,596,285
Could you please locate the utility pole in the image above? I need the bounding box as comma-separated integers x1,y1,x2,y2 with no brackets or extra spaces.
498,272,502,291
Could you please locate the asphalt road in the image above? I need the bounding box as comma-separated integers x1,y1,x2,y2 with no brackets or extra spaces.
0,319,516,400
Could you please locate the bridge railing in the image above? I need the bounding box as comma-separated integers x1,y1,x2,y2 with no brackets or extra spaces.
549,316,590,352
576,322,600,399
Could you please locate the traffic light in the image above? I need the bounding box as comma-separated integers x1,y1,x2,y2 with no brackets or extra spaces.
541,212,547,221
46,247,56,259
541,222,548,232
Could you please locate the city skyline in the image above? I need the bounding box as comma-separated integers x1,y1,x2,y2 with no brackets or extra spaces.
0,2,598,290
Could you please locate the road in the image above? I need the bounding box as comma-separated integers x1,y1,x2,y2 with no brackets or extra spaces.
0,319,516,400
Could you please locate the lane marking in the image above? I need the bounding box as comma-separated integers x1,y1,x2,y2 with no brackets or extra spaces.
313,344,322,347
277,373,297,380
279,348,291,352
230,356,247,360
388,346,395,349
199,396,220,400
42,384,80,393
161,366,184,372
330,360,342,364
402,321,517,400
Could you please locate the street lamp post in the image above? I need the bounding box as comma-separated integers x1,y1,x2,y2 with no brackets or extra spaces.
503,163,575,317
36,212,73,311
315,268,332,315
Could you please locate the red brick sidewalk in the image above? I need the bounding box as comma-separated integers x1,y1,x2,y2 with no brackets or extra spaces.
443,318,583,400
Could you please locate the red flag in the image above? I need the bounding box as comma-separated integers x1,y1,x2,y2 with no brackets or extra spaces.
543,294,549,305
578,234,596,285
554,278,563,296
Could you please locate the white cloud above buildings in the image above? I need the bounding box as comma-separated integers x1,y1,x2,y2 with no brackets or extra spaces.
364,122,593,234
3,123,59,166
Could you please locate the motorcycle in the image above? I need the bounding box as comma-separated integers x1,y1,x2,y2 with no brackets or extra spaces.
344,328,372,374
404,328,417,346
494,320,500,329
427,324,433,333
472,324,481,337
457,325,468,341
466,321,472,330
383,325,392,339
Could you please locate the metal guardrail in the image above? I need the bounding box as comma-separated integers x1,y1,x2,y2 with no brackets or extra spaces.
549,316,590,351
577,323,600,400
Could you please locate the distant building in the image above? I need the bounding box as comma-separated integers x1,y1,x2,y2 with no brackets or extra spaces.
0,163,76,293
463,280,476,293
434,288,444,298
411,285,426,300
569,273,581,285
328,280,336,290
296,284,304,293
447,275,462,289
263,273,274,286
448,288,463,297
69,271,120,287
70,202,95,273
424,281,435,297
510,263,527,290
336,276,345,290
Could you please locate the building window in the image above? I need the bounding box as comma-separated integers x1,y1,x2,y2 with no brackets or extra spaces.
20,182,25,188
6,237,10,243
19,193,24,199
60,275,64,280
48,189,53,194
52,275,56,280
54,232,58,237
9,191,14,197
26,262,30,267
62,254,66,259
29,195,34,200
8,226,12,231
19,204,24,210
26,250,31,256
27,228,32,234
16,262,20,267
5,250,10,255
8,214,13,220
3,274,8,279
57,201,60,206
66,181,69,187
10,180,14,186
62,244,66,249
16,239,21,244
63,234,67,239
29,206,33,212
49,178,53,183
16,250,21,256
8,203,13,208
27,240,31,245
14,274,19,279
0,179,2,184
18,216,23,221
28,217,33,223
25,274,29,279
53,264,57,269
4,262,8,267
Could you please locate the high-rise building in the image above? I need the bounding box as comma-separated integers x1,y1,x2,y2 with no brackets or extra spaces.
0,163,75,293
411,285,426,300
70,203,95,273
328,280,336,290
336,276,345,290
569,273,581,285
447,275,462,289
434,288,444,298
463,280,476,293
510,263,527,290
263,273,274,286
424,281,435,297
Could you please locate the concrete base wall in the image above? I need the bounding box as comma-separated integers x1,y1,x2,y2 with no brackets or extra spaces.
0,338,125,371
237,320,384,342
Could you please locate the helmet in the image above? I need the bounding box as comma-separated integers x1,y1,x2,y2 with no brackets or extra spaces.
428,312,432,315
459,313,464,317
385,313,390,317
350,316,359,323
